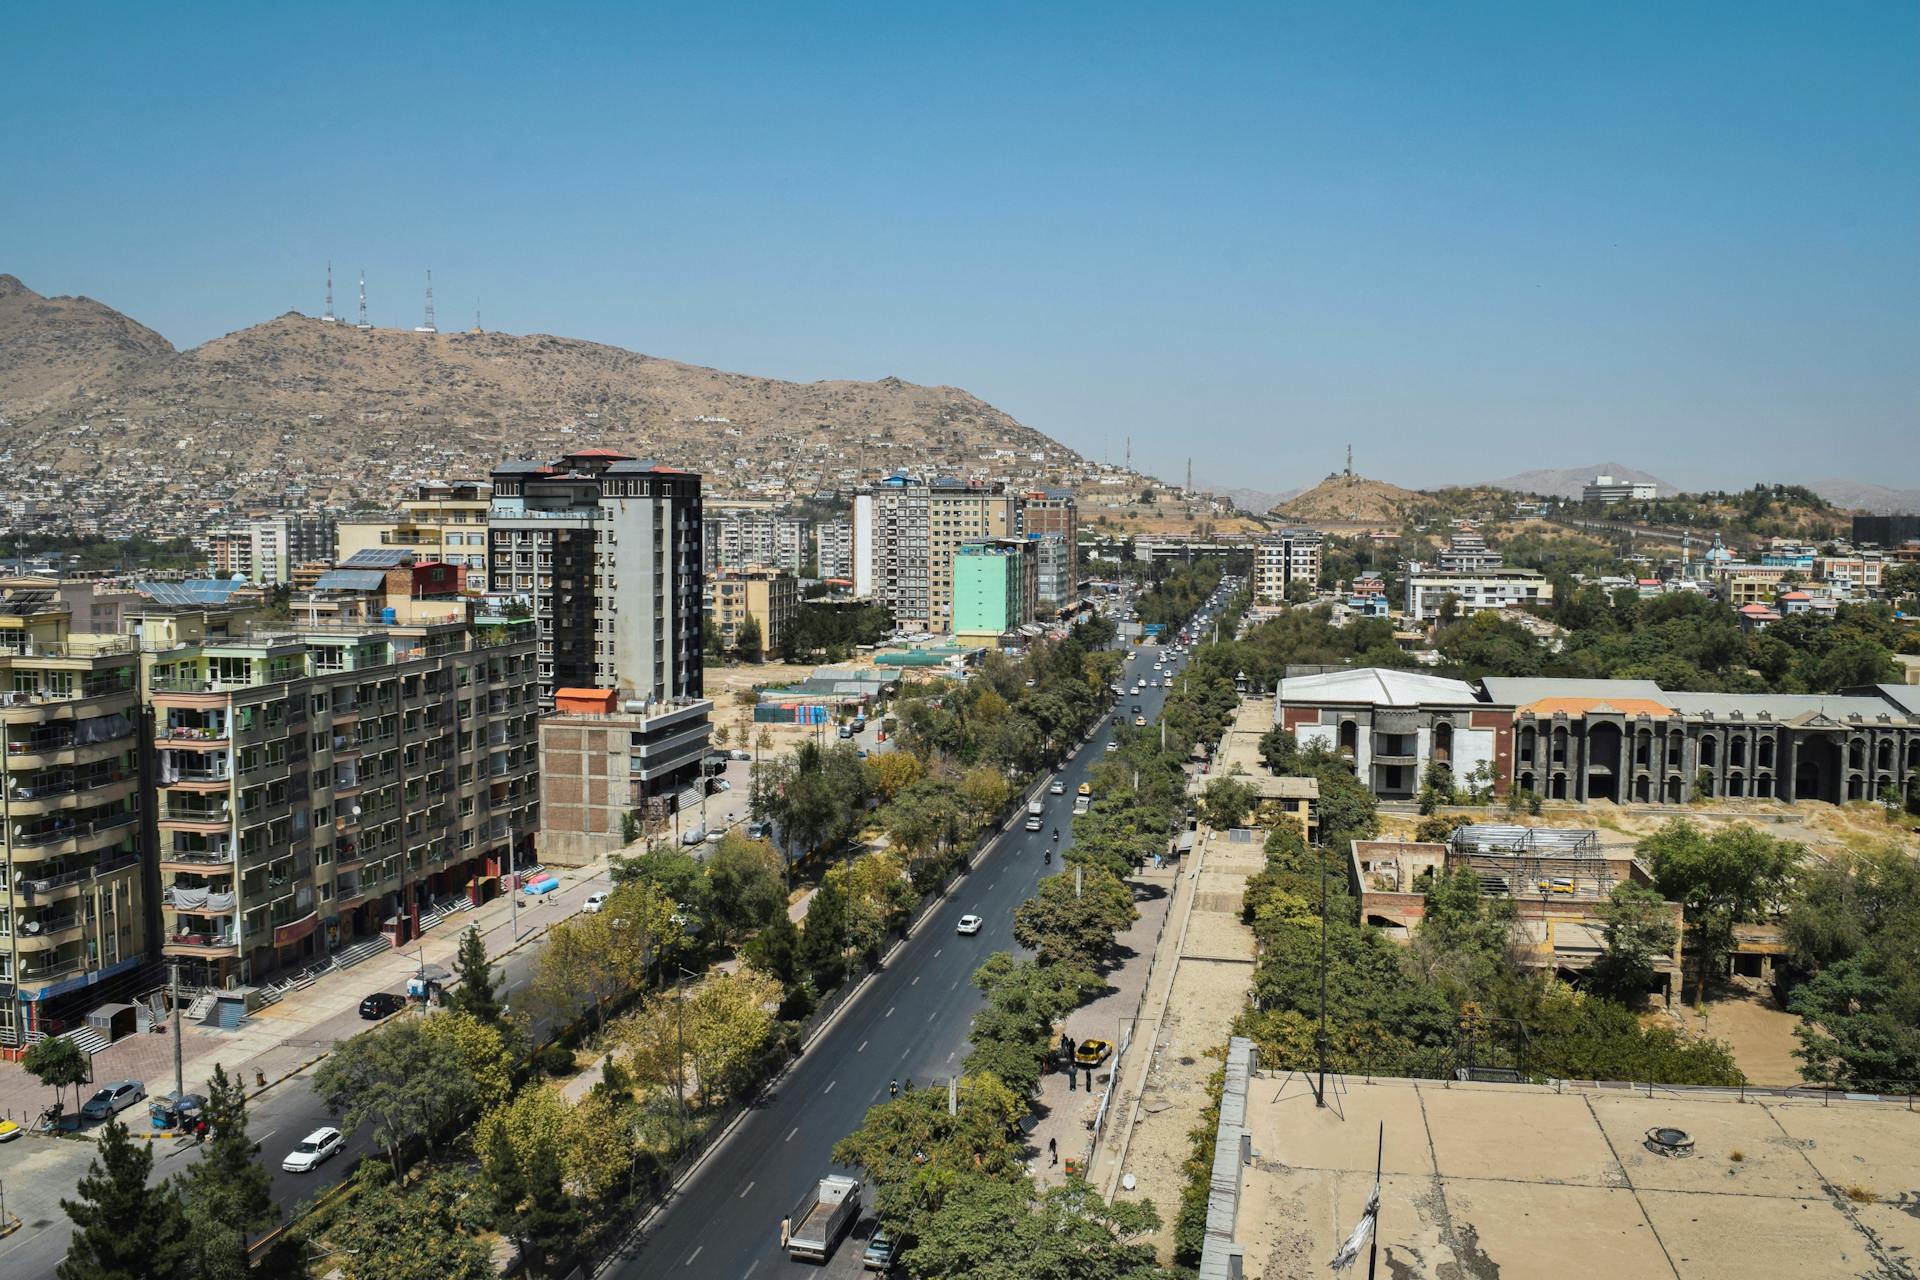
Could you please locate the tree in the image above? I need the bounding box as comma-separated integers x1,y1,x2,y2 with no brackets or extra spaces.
434,1012,517,1112
617,969,783,1110
526,881,681,1035
958,765,1012,826
449,924,503,1025
312,1016,475,1176
330,1172,493,1280
59,1118,191,1280
830,1074,1027,1236
1589,883,1679,1004
865,749,923,802
1197,776,1258,830
23,1033,90,1121
736,613,764,663
1416,761,1457,815
1012,868,1138,973
1643,820,1799,1004
1781,847,1920,1091
965,954,1094,1098
180,1064,274,1280
483,1120,582,1279
905,1174,1169,1280
478,1084,633,1211
708,835,789,942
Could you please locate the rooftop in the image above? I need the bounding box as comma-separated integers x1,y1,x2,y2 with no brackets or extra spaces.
1279,667,1482,707
1202,1040,1920,1280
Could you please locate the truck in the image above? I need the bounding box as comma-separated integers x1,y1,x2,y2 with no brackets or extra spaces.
785,1173,864,1261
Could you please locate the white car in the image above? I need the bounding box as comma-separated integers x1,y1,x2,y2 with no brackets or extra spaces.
1025,816,1043,831
582,891,609,913
957,914,983,935
730,749,752,761
1049,780,1066,795
283,1126,344,1173
1105,741,1119,753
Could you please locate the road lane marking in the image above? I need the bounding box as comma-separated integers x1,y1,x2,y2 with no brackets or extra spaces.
950,981,957,990
744,1263,758,1278
858,1040,868,1053
740,1180,755,1198
934,948,942,957
885,1006,894,1018
825,1079,836,1093
928,1012,936,1022
786,1126,799,1143
685,1247,703,1267
911,975,919,985
255,1129,276,1145
947,1051,954,1062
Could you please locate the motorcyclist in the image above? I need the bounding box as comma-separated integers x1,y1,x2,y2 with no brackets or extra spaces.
1045,848,1052,865
1052,826,1060,840
889,1078,899,1098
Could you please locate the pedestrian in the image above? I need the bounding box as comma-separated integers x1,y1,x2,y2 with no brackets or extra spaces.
1069,1067,1077,1092
1048,1137,1058,1166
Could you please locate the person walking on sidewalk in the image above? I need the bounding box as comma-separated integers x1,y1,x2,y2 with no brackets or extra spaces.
1048,1137,1058,1166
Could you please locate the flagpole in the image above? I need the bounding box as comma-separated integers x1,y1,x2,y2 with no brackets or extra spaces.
1367,1121,1383,1280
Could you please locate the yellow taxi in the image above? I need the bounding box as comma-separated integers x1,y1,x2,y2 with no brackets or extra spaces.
1077,782,1091,797
1074,1038,1113,1068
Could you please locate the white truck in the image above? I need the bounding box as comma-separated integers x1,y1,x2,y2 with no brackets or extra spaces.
785,1173,864,1262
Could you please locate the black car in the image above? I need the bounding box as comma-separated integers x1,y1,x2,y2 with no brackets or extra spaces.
359,991,405,1020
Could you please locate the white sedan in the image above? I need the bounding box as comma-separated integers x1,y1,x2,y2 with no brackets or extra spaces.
957,914,983,935
581,891,609,913
1049,780,1066,795
283,1126,344,1172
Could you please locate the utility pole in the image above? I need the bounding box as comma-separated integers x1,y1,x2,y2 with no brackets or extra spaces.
1315,842,1329,1108
507,830,520,939
675,968,689,1145
1074,864,1082,900
170,962,184,1100
947,1074,958,1117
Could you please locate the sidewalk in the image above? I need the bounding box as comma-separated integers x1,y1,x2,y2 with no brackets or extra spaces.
0,855,613,1130
1025,865,1177,1185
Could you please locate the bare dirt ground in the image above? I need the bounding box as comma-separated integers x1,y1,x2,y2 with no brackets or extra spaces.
1670,989,1806,1088
1386,798,1919,860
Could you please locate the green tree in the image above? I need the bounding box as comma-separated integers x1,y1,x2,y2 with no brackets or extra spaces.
482,1121,582,1278
22,1033,90,1121
330,1171,493,1280
449,924,503,1025
830,1074,1027,1236
736,613,764,663
706,834,788,942
1416,760,1457,814
1197,776,1258,830
905,1174,1169,1280
964,954,1093,1098
1589,883,1679,1004
1012,868,1137,973
58,1118,191,1280
1642,820,1799,1004
312,1015,476,1176
180,1064,275,1280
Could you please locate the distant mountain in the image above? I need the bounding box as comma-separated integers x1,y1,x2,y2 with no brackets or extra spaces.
1806,479,1920,515
1201,482,1299,514
0,274,175,416
1273,472,1422,524
1483,463,1674,500
0,273,1077,503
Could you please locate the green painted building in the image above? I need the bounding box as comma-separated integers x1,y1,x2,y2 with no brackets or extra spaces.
952,540,1037,646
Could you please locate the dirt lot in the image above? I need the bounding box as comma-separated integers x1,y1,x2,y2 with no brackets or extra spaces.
1670,989,1806,1087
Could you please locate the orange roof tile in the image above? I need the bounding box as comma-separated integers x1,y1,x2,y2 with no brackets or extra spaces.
1519,696,1673,718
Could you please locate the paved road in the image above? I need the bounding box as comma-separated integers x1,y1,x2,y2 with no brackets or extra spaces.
609,644,1178,1280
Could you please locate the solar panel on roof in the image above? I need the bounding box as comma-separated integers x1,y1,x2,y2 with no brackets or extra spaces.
341,548,411,569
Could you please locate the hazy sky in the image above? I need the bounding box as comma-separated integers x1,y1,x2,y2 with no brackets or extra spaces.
4,2,1915,492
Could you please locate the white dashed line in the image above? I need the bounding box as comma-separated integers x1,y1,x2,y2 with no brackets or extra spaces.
786,1127,799,1143
858,1040,868,1053
740,1180,755,1198
885,1006,895,1018
911,975,919,986
825,1079,836,1094
685,1247,703,1267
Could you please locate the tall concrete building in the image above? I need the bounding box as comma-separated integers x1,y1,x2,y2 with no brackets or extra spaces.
816,517,854,581
1026,533,1072,614
708,566,799,655
140,604,540,991
926,481,1018,634
1017,489,1078,608
852,476,1019,632
703,508,808,575
209,515,336,586
336,481,493,593
487,451,704,706
1253,528,1323,605
0,591,144,1048
952,540,1038,647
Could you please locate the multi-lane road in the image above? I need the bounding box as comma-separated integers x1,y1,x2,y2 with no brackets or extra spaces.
607,644,1177,1279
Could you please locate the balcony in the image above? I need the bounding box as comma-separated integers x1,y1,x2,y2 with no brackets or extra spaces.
158,800,232,830
164,929,238,956
9,810,138,852
163,886,238,914
17,954,91,985
13,912,85,948
5,853,141,902
157,720,231,748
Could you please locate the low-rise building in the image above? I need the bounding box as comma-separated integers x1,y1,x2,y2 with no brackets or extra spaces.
335,480,493,593
1275,668,1513,800
1580,474,1657,504
1404,568,1551,621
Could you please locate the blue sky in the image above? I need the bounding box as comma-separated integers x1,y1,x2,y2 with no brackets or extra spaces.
4,2,1915,492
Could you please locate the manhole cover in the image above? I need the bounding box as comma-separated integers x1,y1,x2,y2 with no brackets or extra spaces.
1644,1127,1695,1158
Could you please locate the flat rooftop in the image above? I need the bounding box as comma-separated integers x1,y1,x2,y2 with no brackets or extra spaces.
1214,1061,1920,1279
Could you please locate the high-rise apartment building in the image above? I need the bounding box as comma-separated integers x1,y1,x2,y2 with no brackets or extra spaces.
487,451,704,706
140,604,539,991
1253,528,1323,606
1026,533,1072,614
854,477,1020,633
209,516,337,586
816,518,854,581
336,481,493,593
953,540,1038,647
1018,489,1078,608
703,509,808,575
926,481,1018,634
0,591,144,1048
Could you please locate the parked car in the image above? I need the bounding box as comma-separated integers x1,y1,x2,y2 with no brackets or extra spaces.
582,891,609,913
0,1117,22,1142
1104,741,1118,752
81,1080,145,1122
680,827,707,846
359,991,405,1020
730,748,753,761
956,914,983,935
863,1227,899,1271
705,830,726,845
1075,1038,1114,1068
708,778,732,793
745,820,772,840
282,1126,344,1172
